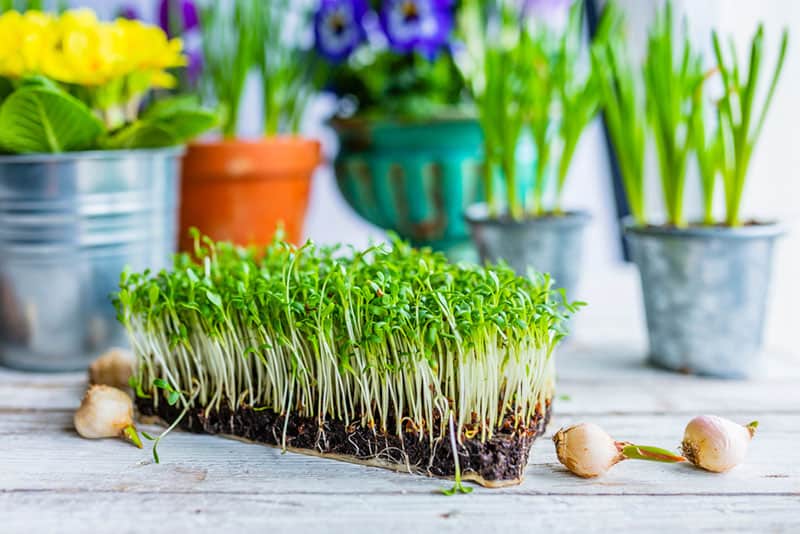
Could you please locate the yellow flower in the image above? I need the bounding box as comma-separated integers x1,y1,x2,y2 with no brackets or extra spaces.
0,9,186,94
0,10,59,78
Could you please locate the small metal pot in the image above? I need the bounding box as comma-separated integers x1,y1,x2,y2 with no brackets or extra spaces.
624,219,786,378
0,148,182,372
464,203,590,300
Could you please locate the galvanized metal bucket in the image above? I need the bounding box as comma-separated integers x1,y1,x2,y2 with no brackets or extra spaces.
624,219,786,378
464,204,590,300
0,148,182,372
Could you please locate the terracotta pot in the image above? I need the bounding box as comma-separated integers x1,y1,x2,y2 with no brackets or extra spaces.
179,137,320,250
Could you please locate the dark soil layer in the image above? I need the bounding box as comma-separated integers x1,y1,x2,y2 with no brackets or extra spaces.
137,397,552,485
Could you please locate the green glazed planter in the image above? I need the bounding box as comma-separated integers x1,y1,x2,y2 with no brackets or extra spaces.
333,118,484,260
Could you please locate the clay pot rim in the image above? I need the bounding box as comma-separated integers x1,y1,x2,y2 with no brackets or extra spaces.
188,135,321,151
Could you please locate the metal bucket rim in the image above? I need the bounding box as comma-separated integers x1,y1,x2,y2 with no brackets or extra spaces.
0,146,185,164
622,216,788,240
464,203,592,228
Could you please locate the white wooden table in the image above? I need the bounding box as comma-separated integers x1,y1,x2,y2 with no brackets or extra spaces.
2,341,799,533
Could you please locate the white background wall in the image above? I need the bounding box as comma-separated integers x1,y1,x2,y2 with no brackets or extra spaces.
76,0,799,351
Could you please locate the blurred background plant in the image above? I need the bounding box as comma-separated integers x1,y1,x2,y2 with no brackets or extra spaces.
460,0,605,220
0,7,214,153
198,0,321,138
594,0,788,228
314,0,469,119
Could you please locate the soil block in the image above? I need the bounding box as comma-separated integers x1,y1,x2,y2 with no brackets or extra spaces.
137,397,552,487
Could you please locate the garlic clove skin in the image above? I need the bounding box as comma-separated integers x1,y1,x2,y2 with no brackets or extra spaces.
681,415,756,473
88,347,135,389
74,385,142,448
553,422,624,478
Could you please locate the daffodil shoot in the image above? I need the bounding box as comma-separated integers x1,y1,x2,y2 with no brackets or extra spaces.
116,233,581,487
553,423,686,478
682,415,758,473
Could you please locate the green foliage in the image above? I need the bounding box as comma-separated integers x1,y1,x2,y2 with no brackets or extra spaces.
200,0,319,138
0,77,12,104
643,3,705,227
713,26,789,226
0,77,214,154
691,76,722,225
596,1,788,227
116,233,579,456
591,4,647,225
555,3,606,213
102,96,217,150
464,0,603,220
199,1,260,138
0,84,103,153
0,0,67,14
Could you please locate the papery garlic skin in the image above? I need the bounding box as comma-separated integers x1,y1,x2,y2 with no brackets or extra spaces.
74,385,139,447
88,348,135,389
553,423,623,478
682,415,755,473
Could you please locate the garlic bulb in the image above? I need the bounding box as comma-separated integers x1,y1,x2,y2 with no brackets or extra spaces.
681,415,757,473
553,423,624,477
74,385,142,448
88,348,135,389
554,422,686,478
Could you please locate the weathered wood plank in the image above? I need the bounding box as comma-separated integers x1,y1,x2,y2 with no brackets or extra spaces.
2,411,797,495
1,492,798,533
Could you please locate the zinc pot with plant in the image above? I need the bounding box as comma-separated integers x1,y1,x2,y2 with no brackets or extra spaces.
316,0,485,259
462,0,603,301
0,8,214,371
178,0,321,250
595,2,789,377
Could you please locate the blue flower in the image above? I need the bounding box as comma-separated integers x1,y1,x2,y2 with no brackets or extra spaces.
379,0,454,57
315,0,369,63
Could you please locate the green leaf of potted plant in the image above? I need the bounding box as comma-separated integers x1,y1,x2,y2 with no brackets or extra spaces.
463,0,602,302
318,0,482,260
595,1,789,377
0,8,215,371
179,0,322,251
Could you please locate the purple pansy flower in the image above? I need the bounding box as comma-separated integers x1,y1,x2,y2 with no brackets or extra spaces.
159,0,200,38
315,0,369,63
379,0,454,57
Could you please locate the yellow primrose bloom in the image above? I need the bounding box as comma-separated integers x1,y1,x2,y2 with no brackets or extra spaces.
0,9,186,90
0,10,59,78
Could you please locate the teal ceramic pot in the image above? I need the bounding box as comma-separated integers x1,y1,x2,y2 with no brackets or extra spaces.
333,118,484,260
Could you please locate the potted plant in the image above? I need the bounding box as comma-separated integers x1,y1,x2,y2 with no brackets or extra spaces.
462,0,602,301
118,234,579,488
594,2,789,377
178,0,321,250
0,8,214,371
315,0,481,260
